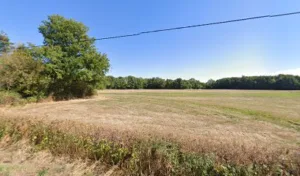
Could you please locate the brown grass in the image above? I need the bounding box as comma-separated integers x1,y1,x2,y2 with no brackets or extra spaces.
1,90,300,166
0,139,123,176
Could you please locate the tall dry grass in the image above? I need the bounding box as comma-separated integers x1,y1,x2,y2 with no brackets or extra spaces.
1,116,300,175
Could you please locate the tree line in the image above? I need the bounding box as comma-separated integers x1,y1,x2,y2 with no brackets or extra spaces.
105,76,206,89
209,75,300,90
106,75,300,90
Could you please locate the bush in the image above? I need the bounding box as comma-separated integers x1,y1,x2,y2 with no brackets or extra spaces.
0,51,49,99
0,91,24,105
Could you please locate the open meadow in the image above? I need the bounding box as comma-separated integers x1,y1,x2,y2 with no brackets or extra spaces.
1,90,300,175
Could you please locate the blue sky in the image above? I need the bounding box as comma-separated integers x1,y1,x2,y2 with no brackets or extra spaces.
1,0,300,81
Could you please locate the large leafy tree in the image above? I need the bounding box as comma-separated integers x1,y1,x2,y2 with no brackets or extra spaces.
39,15,110,99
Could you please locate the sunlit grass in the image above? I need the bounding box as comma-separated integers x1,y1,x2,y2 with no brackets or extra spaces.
1,118,298,175
99,90,300,98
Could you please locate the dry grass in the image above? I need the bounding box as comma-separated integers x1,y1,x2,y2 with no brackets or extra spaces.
1,90,300,172
0,139,123,176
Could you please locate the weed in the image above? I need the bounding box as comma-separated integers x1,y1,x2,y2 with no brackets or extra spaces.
0,126,5,139
0,165,10,176
37,168,48,176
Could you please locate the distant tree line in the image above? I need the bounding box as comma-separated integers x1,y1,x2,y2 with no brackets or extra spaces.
105,76,206,89
106,75,300,90
208,75,300,90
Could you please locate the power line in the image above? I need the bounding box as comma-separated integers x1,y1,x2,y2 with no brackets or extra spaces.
93,11,300,41
4,10,300,48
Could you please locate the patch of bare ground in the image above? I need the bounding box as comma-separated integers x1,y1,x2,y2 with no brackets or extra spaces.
1,90,300,165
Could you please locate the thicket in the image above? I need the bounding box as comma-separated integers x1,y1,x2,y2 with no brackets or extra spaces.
105,75,300,90
0,15,109,102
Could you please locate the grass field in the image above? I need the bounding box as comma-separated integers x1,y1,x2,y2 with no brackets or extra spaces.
1,90,300,175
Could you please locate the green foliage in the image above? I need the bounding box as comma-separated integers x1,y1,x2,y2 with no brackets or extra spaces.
172,78,192,89
0,50,49,98
106,75,300,90
106,76,145,89
0,165,10,176
127,76,144,89
0,125,4,139
1,15,110,101
0,31,11,54
37,169,48,176
28,124,130,165
106,76,205,89
38,15,109,100
189,78,204,89
125,141,294,176
145,77,166,89
206,79,216,89
211,75,300,90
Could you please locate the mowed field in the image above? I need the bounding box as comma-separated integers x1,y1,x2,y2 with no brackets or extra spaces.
2,89,300,165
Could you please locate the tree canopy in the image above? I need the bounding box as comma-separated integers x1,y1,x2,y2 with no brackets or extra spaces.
105,76,205,89
0,31,11,54
38,15,110,99
209,75,300,90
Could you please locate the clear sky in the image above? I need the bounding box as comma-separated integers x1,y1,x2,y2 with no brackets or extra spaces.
1,0,300,81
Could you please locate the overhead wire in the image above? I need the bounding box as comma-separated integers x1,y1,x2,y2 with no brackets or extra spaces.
3,11,300,48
